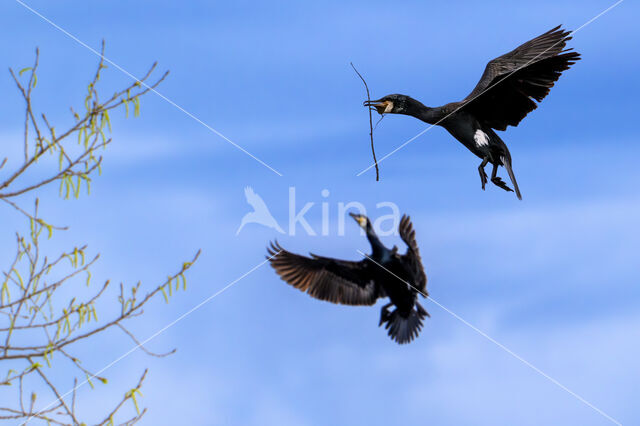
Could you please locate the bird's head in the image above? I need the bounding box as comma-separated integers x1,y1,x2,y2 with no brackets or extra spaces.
349,212,371,230
363,94,416,115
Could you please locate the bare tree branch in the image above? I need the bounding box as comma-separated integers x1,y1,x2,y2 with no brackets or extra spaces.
1,44,198,426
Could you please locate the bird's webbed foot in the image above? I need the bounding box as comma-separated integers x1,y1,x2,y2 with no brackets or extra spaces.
379,303,393,327
490,162,513,193
491,176,514,193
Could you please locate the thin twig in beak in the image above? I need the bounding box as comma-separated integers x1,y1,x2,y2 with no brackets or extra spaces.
350,62,380,181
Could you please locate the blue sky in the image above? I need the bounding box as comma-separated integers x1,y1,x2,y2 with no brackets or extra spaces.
1,0,639,425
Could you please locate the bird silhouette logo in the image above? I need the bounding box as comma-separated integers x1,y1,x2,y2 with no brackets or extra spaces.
236,186,285,235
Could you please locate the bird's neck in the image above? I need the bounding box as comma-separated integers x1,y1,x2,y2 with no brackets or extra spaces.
366,228,388,259
410,104,440,125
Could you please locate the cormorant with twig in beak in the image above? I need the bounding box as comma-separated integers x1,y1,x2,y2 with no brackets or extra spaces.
364,26,581,200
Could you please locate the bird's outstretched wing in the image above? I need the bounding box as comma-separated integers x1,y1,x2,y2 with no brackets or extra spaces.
459,25,581,130
398,215,427,295
267,241,381,306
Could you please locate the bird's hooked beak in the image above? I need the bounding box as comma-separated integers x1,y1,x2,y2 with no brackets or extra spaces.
363,99,393,115
349,212,368,228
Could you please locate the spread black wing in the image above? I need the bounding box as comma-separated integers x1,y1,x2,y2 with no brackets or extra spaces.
460,25,581,130
267,241,381,306
398,215,427,295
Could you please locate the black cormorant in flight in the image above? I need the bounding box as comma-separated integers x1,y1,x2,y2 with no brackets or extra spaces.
267,213,428,344
364,26,581,200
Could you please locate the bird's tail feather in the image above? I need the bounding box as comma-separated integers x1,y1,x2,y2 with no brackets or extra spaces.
501,151,522,200
380,303,428,344
488,129,522,200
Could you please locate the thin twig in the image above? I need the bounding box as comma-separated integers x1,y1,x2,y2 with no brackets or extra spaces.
350,62,379,181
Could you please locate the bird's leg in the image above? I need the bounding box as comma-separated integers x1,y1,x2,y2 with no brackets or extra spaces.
478,157,489,190
490,162,514,193
379,302,393,327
